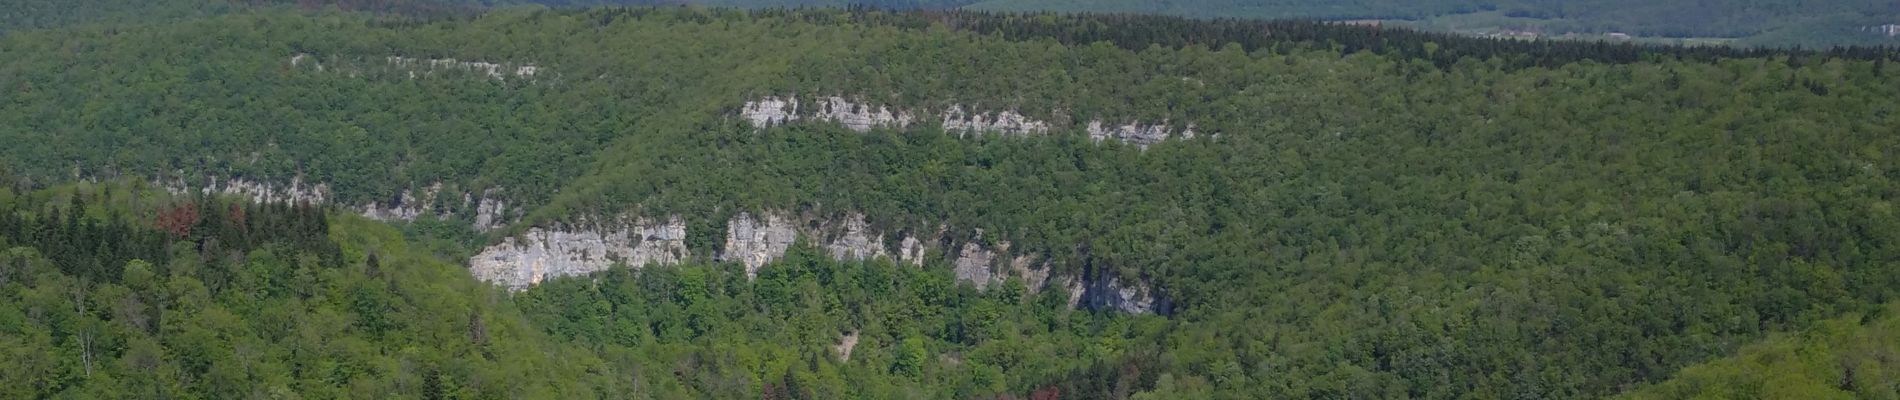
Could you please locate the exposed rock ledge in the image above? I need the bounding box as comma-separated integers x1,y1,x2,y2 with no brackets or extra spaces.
290,53,543,82
470,216,688,291
356,183,514,232
161,176,514,231
740,95,1200,148
474,211,1165,314
161,175,331,205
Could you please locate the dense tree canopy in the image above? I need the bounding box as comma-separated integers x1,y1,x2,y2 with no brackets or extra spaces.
0,182,624,398
0,5,1897,398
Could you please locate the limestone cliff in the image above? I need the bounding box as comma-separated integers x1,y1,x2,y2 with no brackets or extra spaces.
721,212,798,279
289,53,543,82
162,175,330,205
468,216,688,290
741,95,1053,137
1077,274,1168,314
824,214,889,262
740,95,1202,149
355,184,513,231
1087,120,1197,149
468,212,1163,313
161,176,510,229
952,241,997,289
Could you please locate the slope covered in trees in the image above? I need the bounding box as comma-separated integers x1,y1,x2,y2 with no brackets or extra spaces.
2,5,1899,398
1618,303,1900,399
0,182,623,397
961,0,1900,46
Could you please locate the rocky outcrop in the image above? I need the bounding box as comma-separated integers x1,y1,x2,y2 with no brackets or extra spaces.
720,211,891,277
386,56,540,81
469,216,688,290
289,53,324,72
825,214,889,261
472,193,510,231
159,175,511,229
358,183,443,222
740,95,1201,147
1076,274,1166,314
468,209,1165,314
834,330,860,362
812,97,914,132
162,175,330,205
1087,120,1197,149
898,235,927,267
742,95,1050,137
1869,24,1900,37
952,241,997,289
355,183,513,231
1006,254,1053,293
289,53,543,82
721,212,798,279
741,96,800,127
941,105,1050,137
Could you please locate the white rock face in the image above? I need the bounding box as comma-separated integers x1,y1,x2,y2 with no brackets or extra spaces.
941,105,1049,137
953,241,996,289
742,96,800,127
290,53,541,81
722,212,799,279
1007,254,1052,292
469,216,689,290
812,97,913,132
1087,120,1195,149
473,192,509,231
159,175,509,229
1064,277,1086,309
825,213,889,261
834,330,860,362
359,182,441,222
740,95,1201,147
1078,275,1163,314
741,96,1049,137
355,183,512,231
386,56,541,81
463,208,1164,314
163,176,330,205
1869,24,1900,37
898,235,927,267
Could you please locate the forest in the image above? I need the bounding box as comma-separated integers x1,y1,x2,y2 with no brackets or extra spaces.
2,2,1899,399
0,182,629,398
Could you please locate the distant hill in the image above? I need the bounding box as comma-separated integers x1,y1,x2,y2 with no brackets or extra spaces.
1619,303,1900,399
6,0,1896,46
505,0,1900,47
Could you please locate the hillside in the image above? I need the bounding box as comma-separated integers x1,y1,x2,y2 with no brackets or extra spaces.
2,5,1899,398
4,0,1897,47
0,182,624,397
961,0,1900,47
1619,303,1900,399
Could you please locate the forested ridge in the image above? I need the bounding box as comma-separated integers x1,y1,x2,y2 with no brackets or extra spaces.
1,4,1898,399
5,0,1899,47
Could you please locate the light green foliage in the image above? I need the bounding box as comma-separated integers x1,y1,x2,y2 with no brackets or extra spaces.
1620,303,1900,399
